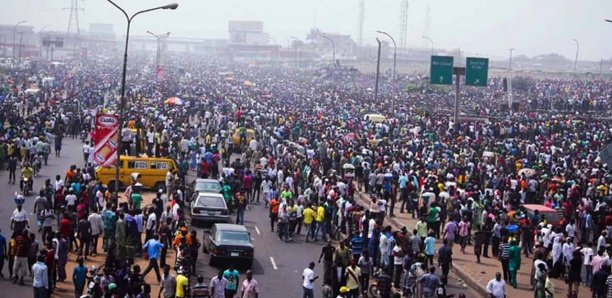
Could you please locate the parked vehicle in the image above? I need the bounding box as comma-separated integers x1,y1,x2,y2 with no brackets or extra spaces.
203,223,254,268
96,155,176,191
190,193,229,224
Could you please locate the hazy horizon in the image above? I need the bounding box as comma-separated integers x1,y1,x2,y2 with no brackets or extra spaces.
4,0,612,61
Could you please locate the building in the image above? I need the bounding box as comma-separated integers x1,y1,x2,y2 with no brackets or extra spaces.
0,24,36,60
227,21,278,63
87,23,118,55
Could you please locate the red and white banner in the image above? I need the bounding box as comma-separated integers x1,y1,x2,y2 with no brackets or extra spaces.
93,114,119,167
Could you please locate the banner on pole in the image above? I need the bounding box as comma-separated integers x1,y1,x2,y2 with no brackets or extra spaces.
93,114,119,167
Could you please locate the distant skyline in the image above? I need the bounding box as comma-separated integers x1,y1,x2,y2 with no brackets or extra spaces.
4,0,612,61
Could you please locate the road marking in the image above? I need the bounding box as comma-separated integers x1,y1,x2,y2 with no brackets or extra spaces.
270,257,278,270
254,226,260,235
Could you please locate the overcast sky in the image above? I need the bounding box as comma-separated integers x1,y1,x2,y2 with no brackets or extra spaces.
5,0,612,60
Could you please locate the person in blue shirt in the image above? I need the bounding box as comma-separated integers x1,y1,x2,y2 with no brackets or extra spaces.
142,234,164,283
424,232,436,267
0,228,6,278
73,256,87,297
223,264,240,297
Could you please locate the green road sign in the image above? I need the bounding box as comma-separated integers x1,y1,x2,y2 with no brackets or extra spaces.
465,57,489,87
430,55,454,85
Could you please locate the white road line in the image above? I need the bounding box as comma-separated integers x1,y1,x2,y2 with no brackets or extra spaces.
255,226,261,235
270,257,278,270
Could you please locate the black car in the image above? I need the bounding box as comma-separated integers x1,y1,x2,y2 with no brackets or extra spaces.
203,223,254,268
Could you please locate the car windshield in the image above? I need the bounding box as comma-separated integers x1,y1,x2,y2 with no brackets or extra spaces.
196,196,225,208
218,231,250,242
195,181,221,193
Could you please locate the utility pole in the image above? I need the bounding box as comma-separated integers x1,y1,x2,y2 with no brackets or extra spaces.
374,38,382,101
572,38,579,75
376,30,396,80
453,67,466,128
508,48,514,70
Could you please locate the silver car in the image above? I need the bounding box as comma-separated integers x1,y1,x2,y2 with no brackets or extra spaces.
190,193,229,224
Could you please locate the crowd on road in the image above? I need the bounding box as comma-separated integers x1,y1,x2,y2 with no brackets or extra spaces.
0,51,610,298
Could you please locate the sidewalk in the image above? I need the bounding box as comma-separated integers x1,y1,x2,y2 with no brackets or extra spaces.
51,193,177,298
354,191,592,298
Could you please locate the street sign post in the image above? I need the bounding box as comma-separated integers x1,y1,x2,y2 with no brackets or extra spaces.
465,57,489,86
430,55,454,85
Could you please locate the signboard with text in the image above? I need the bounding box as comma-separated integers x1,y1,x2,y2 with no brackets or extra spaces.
465,57,489,86
430,55,454,85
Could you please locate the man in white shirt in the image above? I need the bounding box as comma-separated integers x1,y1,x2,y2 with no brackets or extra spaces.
486,272,506,298
302,262,318,298
88,211,103,255
145,210,157,242
82,141,92,165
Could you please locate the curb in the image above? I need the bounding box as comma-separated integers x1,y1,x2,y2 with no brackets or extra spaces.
354,192,490,297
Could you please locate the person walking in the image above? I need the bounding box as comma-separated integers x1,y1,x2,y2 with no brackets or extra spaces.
0,228,6,277
302,262,318,298
210,270,228,298
319,240,335,287
508,240,521,288
498,237,511,282
438,239,453,285
87,210,103,256
12,229,30,285
344,259,361,298
159,265,176,298
72,256,87,298
486,272,506,298
223,264,240,298
240,270,259,298
473,225,485,263
142,234,164,283
31,254,49,298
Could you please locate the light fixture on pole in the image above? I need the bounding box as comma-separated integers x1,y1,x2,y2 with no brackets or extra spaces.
13,20,27,62
376,30,396,80
422,35,433,56
289,36,301,69
106,0,178,199
320,34,335,66
571,38,579,74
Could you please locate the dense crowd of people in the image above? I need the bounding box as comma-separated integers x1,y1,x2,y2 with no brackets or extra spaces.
0,50,610,298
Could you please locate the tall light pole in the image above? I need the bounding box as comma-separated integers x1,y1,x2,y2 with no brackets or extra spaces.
377,30,396,80
320,34,335,66
508,48,514,70
571,38,579,74
147,31,170,100
374,38,382,102
13,20,27,62
268,36,279,67
39,25,51,59
422,35,433,56
290,36,301,69
107,0,178,198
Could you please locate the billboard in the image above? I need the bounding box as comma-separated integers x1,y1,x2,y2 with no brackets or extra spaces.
93,114,119,167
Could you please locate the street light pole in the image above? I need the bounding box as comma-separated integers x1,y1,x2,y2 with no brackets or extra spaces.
107,0,178,198
376,30,396,80
374,38,382,102
290,36,300,69
571,38,579,74
13,20,27,62
508,48,514,70
422,36,433,56
320,34,335,66
147,31,170,100
268,36,279,67
39,25,51,59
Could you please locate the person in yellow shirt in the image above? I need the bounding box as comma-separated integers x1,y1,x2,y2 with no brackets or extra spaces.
314,203,327,241
303,203,317,242
175,267,189,298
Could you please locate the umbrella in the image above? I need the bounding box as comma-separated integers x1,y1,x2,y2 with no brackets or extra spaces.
164,97,183,105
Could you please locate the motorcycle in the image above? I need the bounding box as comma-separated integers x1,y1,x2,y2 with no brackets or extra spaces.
20,176,33,196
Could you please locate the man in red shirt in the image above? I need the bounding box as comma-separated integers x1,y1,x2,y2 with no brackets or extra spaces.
200,160,209,178
60,213,75,251
12,229,30,285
